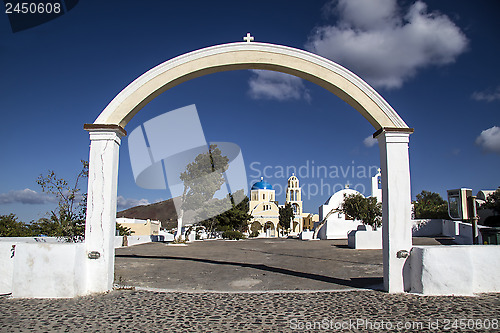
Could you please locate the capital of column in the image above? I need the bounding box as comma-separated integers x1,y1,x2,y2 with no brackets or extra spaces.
373,127,413,144
84,124,127,144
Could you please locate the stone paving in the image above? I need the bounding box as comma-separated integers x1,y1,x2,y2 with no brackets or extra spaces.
1,289,499,332
1,238,499,332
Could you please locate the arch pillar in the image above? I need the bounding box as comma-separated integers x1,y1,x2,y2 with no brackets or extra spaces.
83,124,126,294
376,128,413,293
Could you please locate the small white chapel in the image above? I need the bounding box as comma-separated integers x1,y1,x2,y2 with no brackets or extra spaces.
315,169,382,239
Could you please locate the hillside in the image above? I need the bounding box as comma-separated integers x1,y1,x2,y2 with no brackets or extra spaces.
116,197,179,230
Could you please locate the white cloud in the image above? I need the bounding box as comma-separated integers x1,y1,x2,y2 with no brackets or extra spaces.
306,0,468,89
472,86,500,102
0,188,57,205
248,70,311,101
363,135,378,147
475,126,500,154
117,196,150,210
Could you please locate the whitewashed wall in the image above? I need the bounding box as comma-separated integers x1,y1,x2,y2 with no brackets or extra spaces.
0,241,86,298
410,245,500,295
347,228,382,249
0,242,16,295
413,219,485,244
0,232,176,298
114,233,175,248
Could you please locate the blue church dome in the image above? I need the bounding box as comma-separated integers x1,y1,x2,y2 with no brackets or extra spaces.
252,178,273,190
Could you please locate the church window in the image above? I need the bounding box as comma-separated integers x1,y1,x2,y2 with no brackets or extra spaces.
263,193,265,200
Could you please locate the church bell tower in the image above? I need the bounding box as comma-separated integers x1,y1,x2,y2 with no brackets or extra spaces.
286,173,303,233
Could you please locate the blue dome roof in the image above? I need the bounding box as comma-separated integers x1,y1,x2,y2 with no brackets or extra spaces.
252,179,273,190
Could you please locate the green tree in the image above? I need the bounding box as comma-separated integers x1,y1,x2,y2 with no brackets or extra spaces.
0,214,35,237
413,190,448,219
199,190,252,235
279,203,294,233
341,194,382,230
481,188,500,214
176,144,229,238
481,188,500,227
214,190,252,232
35,160,88,242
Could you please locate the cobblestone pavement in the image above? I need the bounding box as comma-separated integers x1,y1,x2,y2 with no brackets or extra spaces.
1,238,499,332
1,289,499,332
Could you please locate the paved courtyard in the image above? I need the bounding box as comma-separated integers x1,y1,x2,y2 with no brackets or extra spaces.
114,238,386,291
1,238,499,332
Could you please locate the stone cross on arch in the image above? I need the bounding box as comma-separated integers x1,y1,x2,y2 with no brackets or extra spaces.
243,33,254,42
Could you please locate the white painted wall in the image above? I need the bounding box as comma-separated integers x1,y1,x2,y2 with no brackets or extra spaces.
0,237,63,244
410,245,500,295
114,233,175,248
0,242,16,295
411,219,443,237
347,228,382,249
412,219,485,244
299,230,314,240
3,242,87,298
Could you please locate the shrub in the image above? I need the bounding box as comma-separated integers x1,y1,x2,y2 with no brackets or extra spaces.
249,230,260,238
222,230,246,240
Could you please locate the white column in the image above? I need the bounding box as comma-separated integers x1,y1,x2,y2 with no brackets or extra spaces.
377,130,412,293
84,125,125,294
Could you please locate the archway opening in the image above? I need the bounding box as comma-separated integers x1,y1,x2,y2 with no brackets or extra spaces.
84,41,413,294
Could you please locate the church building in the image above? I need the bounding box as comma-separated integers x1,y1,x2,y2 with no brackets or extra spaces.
248,174,318,237
248,177,280,237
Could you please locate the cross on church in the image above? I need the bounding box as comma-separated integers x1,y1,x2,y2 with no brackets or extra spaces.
244,33,254,42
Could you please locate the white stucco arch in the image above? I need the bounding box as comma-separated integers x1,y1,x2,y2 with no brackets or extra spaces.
92,42,409,131
84,40,413,295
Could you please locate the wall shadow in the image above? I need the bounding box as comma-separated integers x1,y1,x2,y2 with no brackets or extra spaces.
116,254,383,291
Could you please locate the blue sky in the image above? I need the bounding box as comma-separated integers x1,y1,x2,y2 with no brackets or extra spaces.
1,0,499,222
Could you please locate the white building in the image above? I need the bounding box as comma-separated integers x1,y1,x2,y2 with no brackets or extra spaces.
248,178,280,237
315,170,382,239
116,217,161,236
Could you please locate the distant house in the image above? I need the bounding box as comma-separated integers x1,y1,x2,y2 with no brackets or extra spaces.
116,217,161,236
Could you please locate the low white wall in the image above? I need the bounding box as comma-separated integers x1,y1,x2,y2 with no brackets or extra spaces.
347,229,382,249
299,230,314,240
411,219,443,237
412,219,485,244
0,237,65,244
442,219,458,237
0,232,177,298
0,242,16,295
410,245,500,295
1,241,87,298
114,233,175,248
